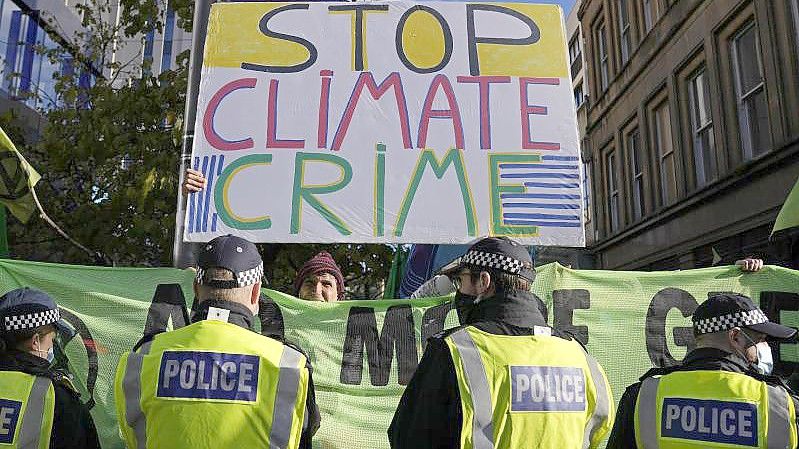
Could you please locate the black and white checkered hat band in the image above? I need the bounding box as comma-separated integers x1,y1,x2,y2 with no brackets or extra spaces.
462,250,525,274
196,262,264,287
4,308,60,331
694,309,769,334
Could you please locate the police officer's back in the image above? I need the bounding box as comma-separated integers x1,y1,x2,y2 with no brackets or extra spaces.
388,237,615,449
607,293,799,448
114,235,319,449
0,287,100,449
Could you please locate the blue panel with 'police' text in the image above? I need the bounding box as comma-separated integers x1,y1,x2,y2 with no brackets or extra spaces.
509,365,587,412
661,398,758,447
0,399,22,444
157,351,259,402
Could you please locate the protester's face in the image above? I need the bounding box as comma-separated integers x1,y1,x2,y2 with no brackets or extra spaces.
299,273,338,302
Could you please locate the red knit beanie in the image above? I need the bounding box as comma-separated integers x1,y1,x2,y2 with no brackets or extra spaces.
294,252,345,299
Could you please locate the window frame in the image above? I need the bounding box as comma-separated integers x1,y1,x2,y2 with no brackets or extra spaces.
625,127,645,221
687,67,716,187
730,21,768,161
649,98,677,207
617,0,631,65
605,148,620,233
596,20,609,91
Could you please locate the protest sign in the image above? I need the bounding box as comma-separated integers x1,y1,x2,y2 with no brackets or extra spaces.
185,2,584,245
2,259,799,448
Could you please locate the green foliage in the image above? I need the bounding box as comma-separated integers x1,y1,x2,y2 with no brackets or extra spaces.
5,0,395,297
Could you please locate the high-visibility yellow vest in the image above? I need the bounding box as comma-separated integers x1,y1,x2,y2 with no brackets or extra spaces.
444,326,614,449
0,371,55,449
634,370,798,448
114,319,309,449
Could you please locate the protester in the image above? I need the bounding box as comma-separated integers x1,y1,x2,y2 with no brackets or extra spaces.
389,236,615,449
114,234,319,449
607,293,799,448
294,251,345,302
0,287,101,449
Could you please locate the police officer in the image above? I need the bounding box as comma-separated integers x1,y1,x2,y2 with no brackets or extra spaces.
0,287,101,449
388,237,615,449
114,235,319,449
607,293,799,448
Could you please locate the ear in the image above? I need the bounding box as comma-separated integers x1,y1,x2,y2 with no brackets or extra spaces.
478,271,491,292
250,282,262,305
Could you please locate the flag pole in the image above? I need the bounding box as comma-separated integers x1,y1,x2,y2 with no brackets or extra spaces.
172,0,215,268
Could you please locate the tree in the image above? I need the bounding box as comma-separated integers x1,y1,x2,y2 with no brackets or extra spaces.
5,0,395,296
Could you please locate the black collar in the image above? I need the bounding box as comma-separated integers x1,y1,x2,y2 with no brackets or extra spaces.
191,300,254,330
681,347,752,373
465,290,548,328
0,349,51,376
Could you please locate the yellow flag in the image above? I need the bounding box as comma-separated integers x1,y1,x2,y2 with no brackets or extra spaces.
772,176,799,236
0,126,40,223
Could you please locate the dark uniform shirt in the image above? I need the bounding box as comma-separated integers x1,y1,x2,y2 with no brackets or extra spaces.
0,349,101,449
607,347,799,449
135,299,321,449
388,290,580,449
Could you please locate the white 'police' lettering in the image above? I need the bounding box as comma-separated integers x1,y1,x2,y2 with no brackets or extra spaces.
661,398,758,447
157,351,260,402
510,366,587,412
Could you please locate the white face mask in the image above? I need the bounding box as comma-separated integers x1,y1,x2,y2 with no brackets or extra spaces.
739,331,774,375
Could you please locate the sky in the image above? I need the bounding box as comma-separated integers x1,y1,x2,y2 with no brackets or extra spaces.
532,0,576,14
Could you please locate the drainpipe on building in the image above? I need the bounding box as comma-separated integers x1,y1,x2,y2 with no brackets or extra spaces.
172,0,216,268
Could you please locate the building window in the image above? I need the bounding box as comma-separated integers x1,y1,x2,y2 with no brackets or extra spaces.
652,101,676,206
617,0,631,64
574,83,584,107
596,21,609,91
583,162,592,223
731,22,769,160
569,35,581,64
643,0,660,32
688,68,716,186
142,28,155,75
627,129,645,220
161,8,175,72
605,150,619,232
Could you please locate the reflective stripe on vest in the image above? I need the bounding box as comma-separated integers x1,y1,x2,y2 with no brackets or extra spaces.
122,341,152,449
269,346,304,449
637,377,660,449
636,374,794,448
449,329,495,449
17,376,50,449
582,355,611,449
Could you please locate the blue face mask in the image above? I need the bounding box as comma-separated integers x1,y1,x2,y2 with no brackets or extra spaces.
45,346,54,364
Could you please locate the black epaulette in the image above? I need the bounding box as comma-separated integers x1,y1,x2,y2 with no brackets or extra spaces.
132,332,161,352
638,365,681,382
430,324,467,341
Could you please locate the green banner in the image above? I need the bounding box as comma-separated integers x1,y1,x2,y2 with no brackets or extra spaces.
1,259,799,448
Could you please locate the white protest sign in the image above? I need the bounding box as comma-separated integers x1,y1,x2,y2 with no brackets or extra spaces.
185,2,584,246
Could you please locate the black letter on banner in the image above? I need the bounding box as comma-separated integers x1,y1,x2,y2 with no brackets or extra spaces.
553,289,589,346
465,4,540,76
57,309,99,409
420,301,454,351
328,4,389,72
258,294,285,340
759,291,799,376
395,6,453,73
143,284,190,336
646,288,698,368
340,305,418,386
242,4,318,73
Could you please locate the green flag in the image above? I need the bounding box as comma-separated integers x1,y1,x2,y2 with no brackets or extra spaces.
0,126,40,223
773,176,799,236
